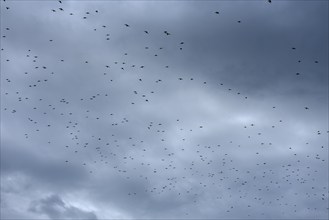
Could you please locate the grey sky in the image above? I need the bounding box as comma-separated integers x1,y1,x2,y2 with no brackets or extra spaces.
1,0,328,219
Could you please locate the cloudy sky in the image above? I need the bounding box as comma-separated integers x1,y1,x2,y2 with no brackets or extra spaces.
1,0,328,219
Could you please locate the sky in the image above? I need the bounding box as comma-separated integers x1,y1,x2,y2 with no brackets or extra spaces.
0,0,328,219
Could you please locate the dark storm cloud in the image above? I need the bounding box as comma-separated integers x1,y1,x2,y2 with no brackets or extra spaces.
1,0,328,219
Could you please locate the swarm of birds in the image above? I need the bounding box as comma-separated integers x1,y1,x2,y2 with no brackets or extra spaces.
1,0,328,218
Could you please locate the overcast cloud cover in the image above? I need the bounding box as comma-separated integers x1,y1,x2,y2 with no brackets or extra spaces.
1,0,328,219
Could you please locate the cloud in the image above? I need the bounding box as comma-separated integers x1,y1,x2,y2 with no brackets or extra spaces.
1,0,328,219
29,195,97,220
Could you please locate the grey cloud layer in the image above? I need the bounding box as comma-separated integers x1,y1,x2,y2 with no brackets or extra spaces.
1,0,328,219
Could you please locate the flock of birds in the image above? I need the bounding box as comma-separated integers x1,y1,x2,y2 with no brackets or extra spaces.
1,0,328,218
